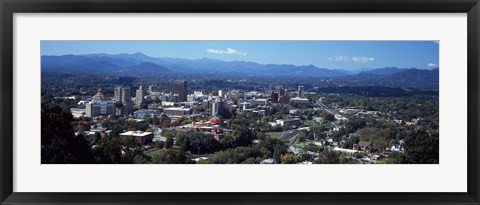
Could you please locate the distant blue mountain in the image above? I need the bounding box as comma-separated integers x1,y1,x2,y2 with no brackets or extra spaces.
42,54,171,76
357,67,409,76
387,68,439,87
41,53,347,77
337,67,439,89
331,69,354,75
41,53,439,88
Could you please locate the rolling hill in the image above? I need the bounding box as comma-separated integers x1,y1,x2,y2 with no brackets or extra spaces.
41,53,439,88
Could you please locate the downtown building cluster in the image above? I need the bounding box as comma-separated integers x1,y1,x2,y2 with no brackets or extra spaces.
70,80,311,142
72,81,311,120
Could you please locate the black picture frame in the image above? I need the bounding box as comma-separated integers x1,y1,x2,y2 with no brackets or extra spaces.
1,0,479,204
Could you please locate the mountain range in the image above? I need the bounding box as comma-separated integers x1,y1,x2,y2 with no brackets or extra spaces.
41,52,439,87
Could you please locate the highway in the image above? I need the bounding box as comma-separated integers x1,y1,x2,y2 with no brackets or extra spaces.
315,98,348,121
280,129,299,145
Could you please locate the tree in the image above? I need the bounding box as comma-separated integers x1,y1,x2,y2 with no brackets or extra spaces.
121,136,139,148
273,144,282,163
261,116,270,122
310,124,325,138
161,119,171,128
220,136,237,149
175,134,187,146
219,107,232,119
198,146,268,164
281,154,298,164
316,150,340,164
323,113,335,122
152,116,159,126
176,130,184,139
256,132,266,140
187,132,222,155
91,136,123,163
151,149,188,164
345,118,366,133
155,141,165,149
343,136,359,149
86,132,101,147
133,155,150,164
297,131,306,142
401,130,439,164
122,145,145,164
230,126,254,147
373,138,388,153
163,130,173,138
139,102,148,109
165,136,174,149
283,123,290,131
241,158,258,164
41,103,93,163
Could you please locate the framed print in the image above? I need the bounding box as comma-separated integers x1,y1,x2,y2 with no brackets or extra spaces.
1,0,479,204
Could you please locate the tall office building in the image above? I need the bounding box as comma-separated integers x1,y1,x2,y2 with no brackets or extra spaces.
114,86,134,115
211,98,225,117
114,86,122,102
135,86,145,106
115,86,132,103
298,86,305,98
271,92,279,103
148,85,156,93
218,89,224,98
173,80,188,102
279,95,291,105
276,85,285,97
121,87,131,103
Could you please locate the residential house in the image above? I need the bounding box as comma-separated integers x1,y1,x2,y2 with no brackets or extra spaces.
354,141,373,153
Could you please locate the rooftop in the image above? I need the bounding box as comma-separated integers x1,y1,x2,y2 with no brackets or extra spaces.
164,107,191,111
358,141,372,147
119,131,152,137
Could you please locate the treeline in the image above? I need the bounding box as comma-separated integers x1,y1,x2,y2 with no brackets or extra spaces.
317,86,438,97
321,94,439,123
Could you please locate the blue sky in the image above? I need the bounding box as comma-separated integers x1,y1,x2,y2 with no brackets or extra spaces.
41,41,439,71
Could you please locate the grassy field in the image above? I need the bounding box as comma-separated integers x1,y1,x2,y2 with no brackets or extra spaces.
304,120,319,126
293,141,307,149
265,131,283,139
145,149,160,157
145,145,181,157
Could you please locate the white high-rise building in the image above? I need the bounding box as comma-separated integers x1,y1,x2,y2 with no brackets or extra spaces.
298,86,305,98
218,89,224,98
211,98,224,116
135,86,145,106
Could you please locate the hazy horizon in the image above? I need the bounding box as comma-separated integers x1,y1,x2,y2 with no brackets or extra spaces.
41,40,439,71
40,51,439,72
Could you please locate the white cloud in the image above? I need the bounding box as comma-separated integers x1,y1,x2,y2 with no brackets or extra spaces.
206,48,247,56
328,55,375,64
352,56,375,64
335,55,349,62
427,63,438,67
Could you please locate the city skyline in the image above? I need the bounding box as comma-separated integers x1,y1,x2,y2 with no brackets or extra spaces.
41,41,439,71
41,40,439,165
